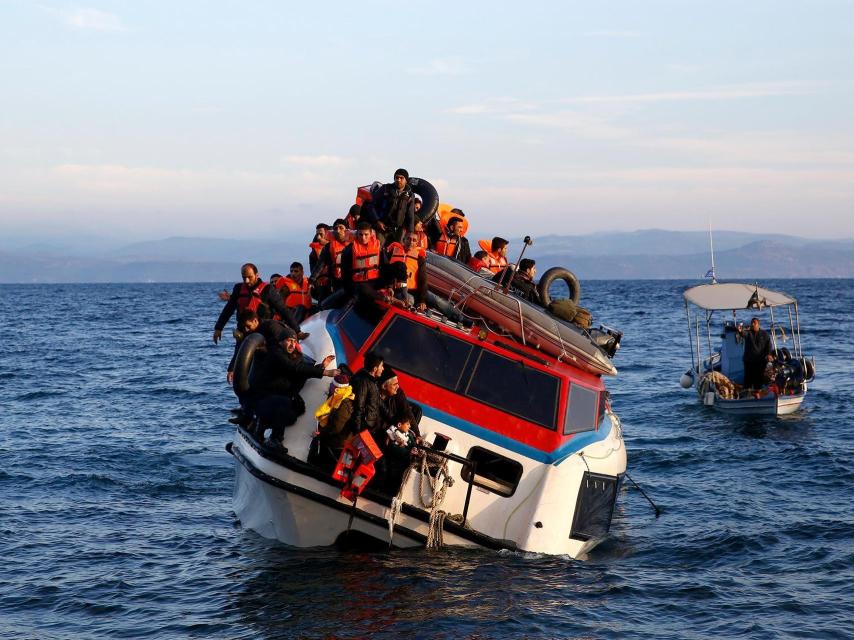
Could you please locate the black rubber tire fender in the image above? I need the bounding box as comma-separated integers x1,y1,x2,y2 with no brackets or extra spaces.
233,332,265,397
409,177,440,225
775,347,792,363
538,267,581,307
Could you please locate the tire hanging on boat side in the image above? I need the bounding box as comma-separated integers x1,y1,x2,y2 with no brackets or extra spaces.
233,333,266,397
537,267,581,306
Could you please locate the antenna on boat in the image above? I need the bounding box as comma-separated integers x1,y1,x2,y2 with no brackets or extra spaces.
706,219,717,283
501,235,533,293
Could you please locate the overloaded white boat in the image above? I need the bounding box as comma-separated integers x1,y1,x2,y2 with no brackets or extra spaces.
226,178,628,557
680,282,816,416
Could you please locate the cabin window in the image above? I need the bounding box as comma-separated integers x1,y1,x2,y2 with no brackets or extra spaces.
372,317,474,391
337,303,382,351
564,384,599,435
460,446,523,497
465,350,560,429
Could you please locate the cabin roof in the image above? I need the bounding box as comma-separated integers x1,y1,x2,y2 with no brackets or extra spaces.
684,282,796,310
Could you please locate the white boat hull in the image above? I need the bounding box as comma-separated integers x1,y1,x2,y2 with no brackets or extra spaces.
699,389,807,416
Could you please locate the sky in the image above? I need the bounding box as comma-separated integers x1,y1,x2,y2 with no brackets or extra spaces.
2,0,854,246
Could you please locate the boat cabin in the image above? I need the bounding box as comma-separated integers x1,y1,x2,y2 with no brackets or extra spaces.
327,301,609,465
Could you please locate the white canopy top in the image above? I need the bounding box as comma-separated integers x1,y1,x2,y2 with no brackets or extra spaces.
683,283,796,310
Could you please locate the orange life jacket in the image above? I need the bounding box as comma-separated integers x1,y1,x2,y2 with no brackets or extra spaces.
329,237,351,280
351,237,381,282
237,281,269,313
478,240,508,274
413,230,429,252
386,242,406,264
405,247,425,290
435,230,458,258
277,276,311,308
309,242,330,286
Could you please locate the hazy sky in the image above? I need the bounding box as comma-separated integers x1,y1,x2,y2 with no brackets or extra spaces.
2,0,854,244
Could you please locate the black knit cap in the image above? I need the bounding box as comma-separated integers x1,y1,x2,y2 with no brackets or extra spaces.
394,168,409,180
348,204,361,216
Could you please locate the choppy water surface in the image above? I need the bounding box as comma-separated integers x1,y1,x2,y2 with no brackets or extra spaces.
1,280,852,639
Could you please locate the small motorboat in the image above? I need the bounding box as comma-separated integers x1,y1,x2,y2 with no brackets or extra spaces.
680,282,816,416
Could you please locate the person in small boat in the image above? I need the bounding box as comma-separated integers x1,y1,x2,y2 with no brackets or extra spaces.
252,326,338,447
375,168,415,245
276,262,313,324
479,237,509,274
739,317,773,390
349,351,384,435
434,216,472,264
311,372,356,470
494,258,541,305
213,263,300,345
309,224,331,302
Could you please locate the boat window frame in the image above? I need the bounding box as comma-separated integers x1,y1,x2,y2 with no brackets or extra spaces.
563,382,600,435
370,314,476,394
460,446,524,498
463,348,561,430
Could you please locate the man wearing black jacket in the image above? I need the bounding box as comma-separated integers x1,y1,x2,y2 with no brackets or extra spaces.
349,351,385,434
740,317,772,390
376,168,415,244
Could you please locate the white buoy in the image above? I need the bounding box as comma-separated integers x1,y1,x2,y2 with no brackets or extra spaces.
679,372,694,389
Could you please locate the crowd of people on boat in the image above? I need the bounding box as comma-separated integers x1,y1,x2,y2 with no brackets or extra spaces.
212,168,542,489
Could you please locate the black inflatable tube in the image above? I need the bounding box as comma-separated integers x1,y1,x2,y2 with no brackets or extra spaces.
538,267,581,306
233,333,265,397
408,177,440,225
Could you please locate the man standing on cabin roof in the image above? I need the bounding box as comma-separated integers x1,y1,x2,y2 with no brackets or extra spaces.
213,263,300,345
434,215,472,264
739,317,773,390
349,351,384,434
376,168,415,245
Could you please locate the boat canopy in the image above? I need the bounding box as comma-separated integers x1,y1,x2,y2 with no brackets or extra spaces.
683,283,796,310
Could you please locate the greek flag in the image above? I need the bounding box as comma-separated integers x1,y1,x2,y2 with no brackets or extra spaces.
704,269,715,278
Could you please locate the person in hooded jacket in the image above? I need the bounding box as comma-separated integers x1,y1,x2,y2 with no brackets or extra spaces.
349,351,384,435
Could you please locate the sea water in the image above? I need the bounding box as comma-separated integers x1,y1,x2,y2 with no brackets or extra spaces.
1,280,852,639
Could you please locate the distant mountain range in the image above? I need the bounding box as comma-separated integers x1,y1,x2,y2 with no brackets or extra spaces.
1,230,852,283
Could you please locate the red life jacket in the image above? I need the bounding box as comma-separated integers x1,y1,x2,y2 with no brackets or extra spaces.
405,247,425,290
386,242,406,264
468,256,488,272
309,242,330,286
237,280,269,314
351,237,381,282
329,237,351,280
435,230,458,258
276,276,311,308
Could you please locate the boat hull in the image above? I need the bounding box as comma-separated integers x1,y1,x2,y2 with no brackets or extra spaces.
424,253,617,376
700,391,806,416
